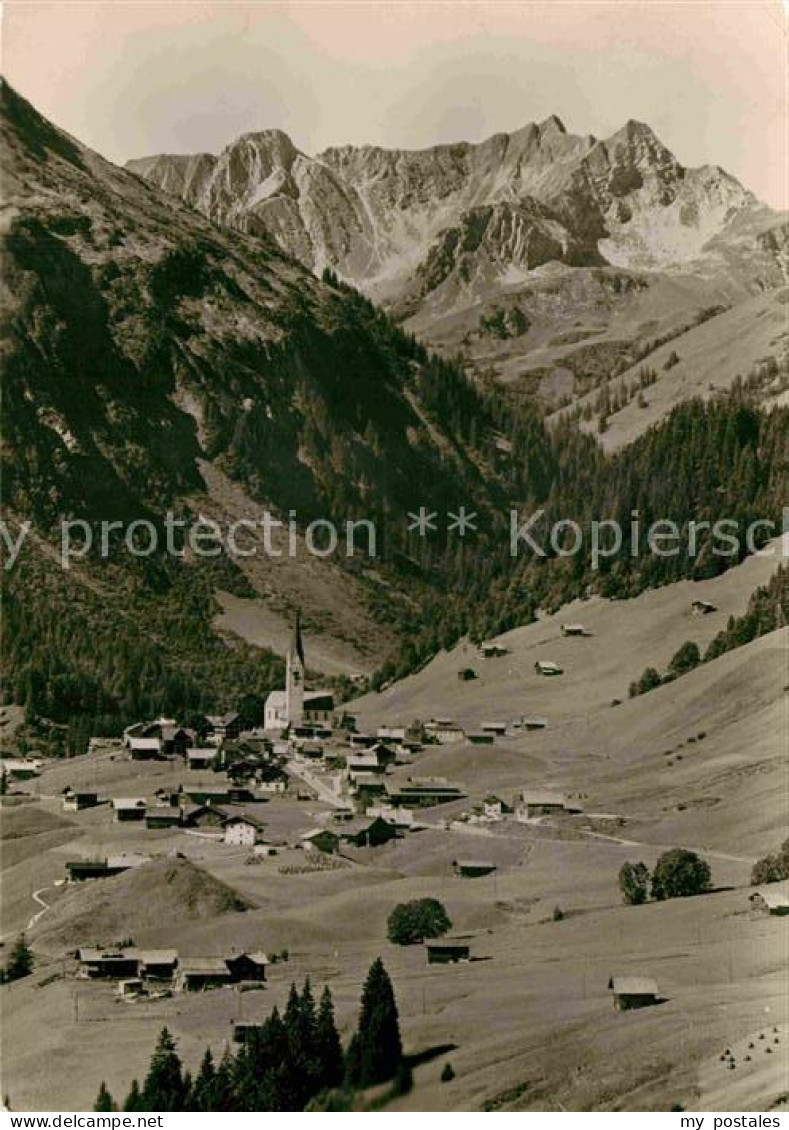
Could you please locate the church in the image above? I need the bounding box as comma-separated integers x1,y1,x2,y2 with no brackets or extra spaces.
264,613,335,732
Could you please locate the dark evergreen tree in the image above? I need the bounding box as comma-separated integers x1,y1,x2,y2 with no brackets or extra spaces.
93,1082,116,1111
347,958,402,1088
4,934,33,982
315,986,344,1091
122,1080,143,1112
142,1028,186,1112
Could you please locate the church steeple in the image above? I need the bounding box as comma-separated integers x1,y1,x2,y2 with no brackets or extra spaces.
285,609,305,725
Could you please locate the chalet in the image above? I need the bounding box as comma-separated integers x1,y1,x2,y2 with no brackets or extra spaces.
186,748,218,771
691,600,717,616
300,743,324,760
467,732,495,745
227,786,259,804
203,713,243,744
454,860,497,879
153,787,181,807
385,778,465,808
520,717,548,731
480,641,508,658
749,883,789,915
340,816,399,848
256,768,288,794
519,791,579,818
347,744,395,777
137,949,178,980
366,803,415,827
181,804,229,829
77,948,140,980
426,939,471,964
535,660,563,676
145,809,183,830
225,952,268,983
481,721,508,735
62,789,99,812
425,719,466,744
66,855,149,881
608,975,661,1010
112,798,147,822
377,726,407,743
348,733,378,748
560,624,588,637
127,737,162,761
181,784,231,805
350,773,388,801
0,758,42,781
176,959,233,992
224,814,265,847
483,795,513,819
301,828,341,854
160,726,195,756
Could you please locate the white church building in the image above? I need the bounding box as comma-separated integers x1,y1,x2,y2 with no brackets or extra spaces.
264,613,335,732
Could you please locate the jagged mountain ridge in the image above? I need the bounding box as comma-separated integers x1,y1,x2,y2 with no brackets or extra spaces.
127,114,780,301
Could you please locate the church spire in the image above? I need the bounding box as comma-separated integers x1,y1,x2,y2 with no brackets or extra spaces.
290,608,305,665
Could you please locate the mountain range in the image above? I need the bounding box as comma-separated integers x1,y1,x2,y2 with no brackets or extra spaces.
129,116,788,424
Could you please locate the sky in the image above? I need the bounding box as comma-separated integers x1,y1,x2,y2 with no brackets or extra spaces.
3,1,787,207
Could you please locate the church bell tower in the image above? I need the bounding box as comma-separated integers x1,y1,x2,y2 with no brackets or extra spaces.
285,610,305,726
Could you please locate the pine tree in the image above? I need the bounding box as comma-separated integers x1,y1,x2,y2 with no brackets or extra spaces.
122,1080,143,1112
315,986,344,1091
4,935,33,982
190,1049,216,1111
347,958,402,1088
142,1028,186,1111
93,1082,116,1112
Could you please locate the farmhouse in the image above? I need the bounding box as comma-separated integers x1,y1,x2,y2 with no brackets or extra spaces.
77,949,140,980
137,950,178,980
377,726,406,742
385,778,465,808
426,939,471,964
480,641,508,658
520,717,548,731
225,952,268,983
340,816,399,848
561,623,588,637
481,721,508,735
425,719,466,744
181,784,231,805
186,748,217,771
520,791,579,818
0,758,42,781
175,959,233,992
127,737,162,761
454,860,497,878
535,660,563,676
483,795,513,819
181,804,229,829
350,773,387,802
203,713,243,744
608,975,661,1010
301,828,341,854
159,726,194,756
67,854,150,881
111,798,147,822
749,883,789,915
223,814,265,846
691,599,717,615
467,732,495,745
62,789,99,812
145,809,182,829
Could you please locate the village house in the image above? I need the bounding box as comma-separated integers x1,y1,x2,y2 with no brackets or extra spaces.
175,959,233,992
560,623,588,637
301,828,341,854
223,814,265,847
608,975,662,1010
749,883,789,915
127,737,162,761
225,952,268,983
77,948,140,980
481,721,508,736
385,778,465,808
350,773,388,804
348,733,378,748
340,816,400,849
520,717,548,731
203,713,243,745
186,747,218,771
112,797,147,822
691,599,717,616
426,939,471,964
467,732,495,745
67,854,150,881
62,788,99,812
535,660,563,676
483,795,513,819
519,791,579,819
181,804,229,829
480,641,509,658
377,726,406,743
159,726,195,756
145,809,182,829
138,950,178,981
0,758,42,781
366,803,416,828
454,860,497,878
181,784,231,805
424,719,466,744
